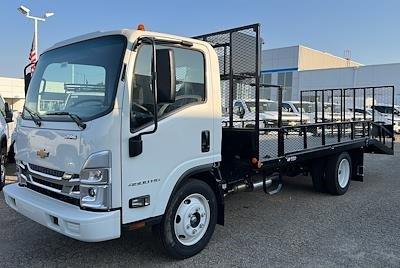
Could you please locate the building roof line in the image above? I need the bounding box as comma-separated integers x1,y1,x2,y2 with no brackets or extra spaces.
298,45,363,66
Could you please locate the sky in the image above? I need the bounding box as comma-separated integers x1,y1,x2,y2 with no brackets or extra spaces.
1,0,400,78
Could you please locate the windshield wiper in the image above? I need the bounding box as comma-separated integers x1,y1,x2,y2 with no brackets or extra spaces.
23,106,42,127
45,111,87,130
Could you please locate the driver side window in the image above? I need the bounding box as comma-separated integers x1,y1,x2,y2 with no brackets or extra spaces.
130,44,205,131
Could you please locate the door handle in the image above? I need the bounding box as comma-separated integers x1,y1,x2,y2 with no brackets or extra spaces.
201,130,210,152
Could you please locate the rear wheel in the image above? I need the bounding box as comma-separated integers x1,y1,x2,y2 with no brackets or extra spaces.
157,179,217,259
325,152,352,195
311,159,326,193
7,142,15,163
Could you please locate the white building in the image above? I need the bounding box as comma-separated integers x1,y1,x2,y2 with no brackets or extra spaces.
0,76,25,111
261,45,400,104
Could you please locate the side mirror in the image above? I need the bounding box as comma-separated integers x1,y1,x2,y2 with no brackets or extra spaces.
4,103,13,123
156,49,176,103
234,106,245,119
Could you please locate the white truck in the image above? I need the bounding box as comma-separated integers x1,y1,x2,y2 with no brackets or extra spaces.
3,24,395,259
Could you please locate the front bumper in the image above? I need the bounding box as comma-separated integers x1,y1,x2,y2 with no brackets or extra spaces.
3,183,120,242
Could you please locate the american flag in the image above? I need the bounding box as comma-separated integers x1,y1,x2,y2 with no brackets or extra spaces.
28,34,37,72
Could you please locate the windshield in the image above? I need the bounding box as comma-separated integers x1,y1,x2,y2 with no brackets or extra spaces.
24,35,127,121
246,101,278,112
293,103,315,113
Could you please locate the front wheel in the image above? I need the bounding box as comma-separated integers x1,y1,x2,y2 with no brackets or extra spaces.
158,179,217,259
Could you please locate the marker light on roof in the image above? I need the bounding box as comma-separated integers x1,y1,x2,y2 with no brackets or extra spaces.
137,24,145,31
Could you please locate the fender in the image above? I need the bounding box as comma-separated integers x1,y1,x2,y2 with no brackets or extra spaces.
163,163,225,225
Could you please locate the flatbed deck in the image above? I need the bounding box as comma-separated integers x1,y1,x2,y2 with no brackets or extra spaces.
196,24,395,185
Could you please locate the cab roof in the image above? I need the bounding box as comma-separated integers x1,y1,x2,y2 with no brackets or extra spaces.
45,28,212,53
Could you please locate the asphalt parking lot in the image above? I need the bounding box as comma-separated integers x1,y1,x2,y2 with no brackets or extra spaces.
1,143,400,267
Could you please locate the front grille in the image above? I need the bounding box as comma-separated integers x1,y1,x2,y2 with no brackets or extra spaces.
29,163,64,177
24,163,81,205
29,163,79,178
32,176,63,190
26,183,80,206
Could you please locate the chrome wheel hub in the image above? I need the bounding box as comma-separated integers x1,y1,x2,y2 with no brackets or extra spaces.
174,193,210,246
338,158,350,188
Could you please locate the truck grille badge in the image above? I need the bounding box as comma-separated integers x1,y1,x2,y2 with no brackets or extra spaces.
37,149,50,159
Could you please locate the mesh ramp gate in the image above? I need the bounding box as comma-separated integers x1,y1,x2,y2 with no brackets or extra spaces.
194,24,262,152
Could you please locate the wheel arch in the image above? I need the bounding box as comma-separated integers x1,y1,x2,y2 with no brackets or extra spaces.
166,164,225,226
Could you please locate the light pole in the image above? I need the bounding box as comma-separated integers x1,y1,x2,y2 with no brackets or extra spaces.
17,5,54,55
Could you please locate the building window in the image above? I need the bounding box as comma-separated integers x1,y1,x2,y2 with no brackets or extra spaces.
277,72,293,101
260,73,272,99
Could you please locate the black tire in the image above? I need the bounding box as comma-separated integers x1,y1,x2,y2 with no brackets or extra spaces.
157,179,217,259
7,142,15,163
311,159,326,193
325,152,352,195
0,146,6,191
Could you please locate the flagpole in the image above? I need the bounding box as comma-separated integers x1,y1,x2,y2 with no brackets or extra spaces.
17,5,54,57
34,19,38,54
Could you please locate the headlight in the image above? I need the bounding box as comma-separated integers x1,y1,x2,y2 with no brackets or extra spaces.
80,151,112,210
80,168,110,184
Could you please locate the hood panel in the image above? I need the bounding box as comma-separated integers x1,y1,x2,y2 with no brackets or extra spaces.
15,111,121,175
16,126,83,174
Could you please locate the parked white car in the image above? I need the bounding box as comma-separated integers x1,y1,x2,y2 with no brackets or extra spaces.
222,107,273,128
283,101,368,123
233,99,310,127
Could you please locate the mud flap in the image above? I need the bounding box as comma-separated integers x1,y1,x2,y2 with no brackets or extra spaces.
351,150,364,182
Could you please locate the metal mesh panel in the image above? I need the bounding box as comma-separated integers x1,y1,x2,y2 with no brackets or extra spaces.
259,130,279,160
194,25,260,129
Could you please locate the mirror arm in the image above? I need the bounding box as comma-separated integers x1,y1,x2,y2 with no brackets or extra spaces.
129,38,158,157
137,37,158,139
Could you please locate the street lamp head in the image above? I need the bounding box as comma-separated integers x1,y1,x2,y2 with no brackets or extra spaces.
17,5,30,16
44,12,54,18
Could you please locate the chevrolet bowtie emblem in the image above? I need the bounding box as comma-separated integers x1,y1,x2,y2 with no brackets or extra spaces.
37,149,49,159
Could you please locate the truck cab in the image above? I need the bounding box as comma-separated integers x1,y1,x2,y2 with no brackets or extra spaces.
4,28,222,258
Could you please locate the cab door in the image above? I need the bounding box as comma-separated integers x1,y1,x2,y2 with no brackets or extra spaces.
121,41,218,224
